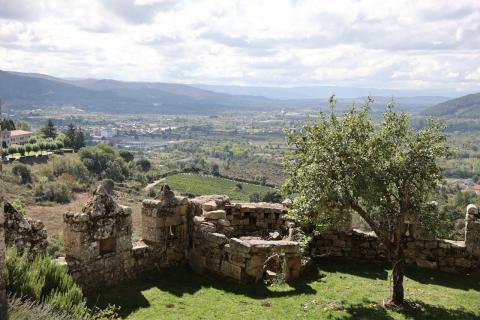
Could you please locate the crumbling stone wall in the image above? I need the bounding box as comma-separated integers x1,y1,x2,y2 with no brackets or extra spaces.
313,204,480,274
141,185,189,265
4,201,47,255
62,186,135,288
62,185,480,290
62,186,302,290
0,191,7,319
189,196,302,283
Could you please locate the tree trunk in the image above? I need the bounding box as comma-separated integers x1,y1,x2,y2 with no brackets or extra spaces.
391,246,405,305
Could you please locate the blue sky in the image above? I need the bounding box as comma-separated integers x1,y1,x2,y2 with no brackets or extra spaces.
0,0,479,92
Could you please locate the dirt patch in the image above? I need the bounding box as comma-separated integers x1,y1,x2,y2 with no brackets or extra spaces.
26,193,91,237
26,192,143,238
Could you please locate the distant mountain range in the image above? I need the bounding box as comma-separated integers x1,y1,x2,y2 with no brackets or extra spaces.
0,70,461,115
423,93,480,119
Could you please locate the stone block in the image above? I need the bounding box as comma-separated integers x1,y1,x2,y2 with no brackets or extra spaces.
199,222,217,233
206,232,228,245
202,201,218,211
221,261,242,281
193,216,205,225
204,210,227,220
229,238,251,254
416,258,437,269
218,219,231,226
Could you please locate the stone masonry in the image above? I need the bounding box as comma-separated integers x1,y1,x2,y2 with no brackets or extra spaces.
0,189,7,319
312,204,480,274
62,186,302,290
60,186,480,290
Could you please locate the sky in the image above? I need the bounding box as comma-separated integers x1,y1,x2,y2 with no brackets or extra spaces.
0,0,479,92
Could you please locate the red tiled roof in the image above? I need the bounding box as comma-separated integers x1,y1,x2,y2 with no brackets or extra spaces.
9,130,32,136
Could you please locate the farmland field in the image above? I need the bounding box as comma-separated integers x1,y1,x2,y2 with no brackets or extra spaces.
164,173,275,201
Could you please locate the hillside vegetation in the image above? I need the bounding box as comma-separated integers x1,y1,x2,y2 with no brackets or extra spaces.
424,93,480,118
163,173,275,201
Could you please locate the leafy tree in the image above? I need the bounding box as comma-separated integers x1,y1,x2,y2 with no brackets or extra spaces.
262,191,283,203
249,192,261,202
101,179,115,193
210,163,220,176
17,145,26,156
74,128,85,150
40,119,57,139
25,144,32,155
283,98,448,306
15,120,31,131
32,144,40,153
119,150,134,162
104,159,128,182
55,140,64,149
65,123,76,148
136,158,151,172
1,118,15,130
12,164,32,184
79,144,117,176
28,137,37,144
38,141,47,151
7,146,17,155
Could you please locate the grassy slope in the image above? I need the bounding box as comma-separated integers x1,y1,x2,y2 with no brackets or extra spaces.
90,260,480,320
164,173,274,201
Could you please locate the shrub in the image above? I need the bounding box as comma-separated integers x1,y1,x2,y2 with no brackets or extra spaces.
12,164,32,184
79,145,117,176
249,192,261,202
101,179,115,193
5,247,88,317
47,234,64,258
25,144,33,155
119,150,134,162
104,159,128,182
32,144,40,153
51,156,91,184
7,145,17,155
262,191,283,203
35,181,72,203
135,157,151,172
17,145,26,156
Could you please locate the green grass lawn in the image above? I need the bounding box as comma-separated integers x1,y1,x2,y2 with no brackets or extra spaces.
89,260,480,320
164,173,275,201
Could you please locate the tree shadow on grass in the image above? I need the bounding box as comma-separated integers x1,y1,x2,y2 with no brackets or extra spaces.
88,265,319,318
315,257,389,280
405,266,480,291
339,300,480,320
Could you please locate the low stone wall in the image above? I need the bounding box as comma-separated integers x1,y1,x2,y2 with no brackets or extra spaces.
189,197,301,283
60,185,480,290
61,186,301,290
4,201,48,255
0,193,7,319
312,205,480,274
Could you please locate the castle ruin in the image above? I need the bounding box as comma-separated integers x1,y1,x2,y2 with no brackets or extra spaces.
13,184,476,290
60,186,302,289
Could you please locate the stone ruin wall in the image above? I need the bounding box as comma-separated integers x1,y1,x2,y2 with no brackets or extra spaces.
312,204,480,274
59,186,480,290
0,190,7,319
61,186,302,290
4,201,48,255
188,195,302,283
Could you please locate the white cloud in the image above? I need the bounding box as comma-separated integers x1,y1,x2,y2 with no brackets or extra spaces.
0,0,479,92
